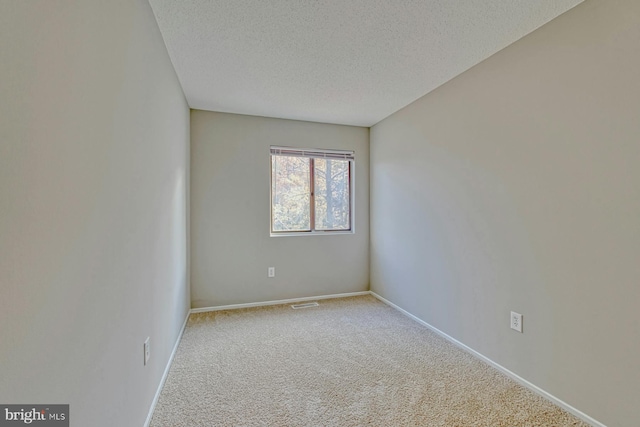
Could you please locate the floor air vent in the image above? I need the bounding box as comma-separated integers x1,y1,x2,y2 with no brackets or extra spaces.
291,302,319,309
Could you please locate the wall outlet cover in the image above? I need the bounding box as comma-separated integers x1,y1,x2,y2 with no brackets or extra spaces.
144,337,150,365
510,311,523,333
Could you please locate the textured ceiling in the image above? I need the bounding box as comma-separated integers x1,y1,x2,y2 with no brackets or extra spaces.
148,0,583,127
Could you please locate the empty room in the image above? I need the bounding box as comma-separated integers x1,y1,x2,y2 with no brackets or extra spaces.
1,0,638,426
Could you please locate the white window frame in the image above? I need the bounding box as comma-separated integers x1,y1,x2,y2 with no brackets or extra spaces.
270,146,355,236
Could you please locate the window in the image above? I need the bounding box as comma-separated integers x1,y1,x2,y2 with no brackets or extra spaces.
270,146,354,235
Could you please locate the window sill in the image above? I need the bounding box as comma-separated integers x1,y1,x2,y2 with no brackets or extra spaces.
270,230,354,237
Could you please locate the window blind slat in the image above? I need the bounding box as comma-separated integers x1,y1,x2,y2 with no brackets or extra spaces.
270,146,354,161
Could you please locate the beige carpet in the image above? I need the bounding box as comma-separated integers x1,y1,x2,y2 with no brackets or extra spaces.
150,295,587,426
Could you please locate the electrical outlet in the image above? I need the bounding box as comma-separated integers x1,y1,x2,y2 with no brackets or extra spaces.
510,312,523,333
268,267,275,278
144,337,150,365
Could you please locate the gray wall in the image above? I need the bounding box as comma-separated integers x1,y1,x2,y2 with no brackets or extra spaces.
0,1,190,426
370,0,639,426
191,111,369,307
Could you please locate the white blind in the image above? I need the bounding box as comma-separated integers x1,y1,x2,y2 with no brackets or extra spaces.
270,146,354,161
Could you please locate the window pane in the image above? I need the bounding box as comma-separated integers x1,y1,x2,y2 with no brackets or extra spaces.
271,155,311,231
314,158,350,230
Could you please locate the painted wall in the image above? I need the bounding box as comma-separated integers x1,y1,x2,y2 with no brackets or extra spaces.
370,0,639,425
191,111,369,307
0,1,190,426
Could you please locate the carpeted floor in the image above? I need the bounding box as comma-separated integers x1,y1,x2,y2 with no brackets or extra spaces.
150,295,587,426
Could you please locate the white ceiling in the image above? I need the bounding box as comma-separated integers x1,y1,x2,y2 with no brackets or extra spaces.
148,0,582,127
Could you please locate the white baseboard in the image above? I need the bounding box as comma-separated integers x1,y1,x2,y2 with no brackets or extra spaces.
190,291,370,314
143,311,190,427
369,291,606,427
